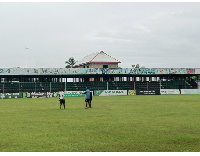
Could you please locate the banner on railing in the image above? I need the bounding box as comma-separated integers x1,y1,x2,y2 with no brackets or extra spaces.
0,68,198,75
26,92,58,98
160,89,180,95
64,91,85,97
94,90,127,96
0,93,22,99
180,89,200,94
63,91,94,97
136,90,160,95
128,90,136,95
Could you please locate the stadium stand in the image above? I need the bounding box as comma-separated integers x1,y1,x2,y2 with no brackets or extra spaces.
161,80,191,89
1,83,21,93
0,52,199,94
0,80,198,93
148,81,160,89
187,80,198,89
115,81,134,90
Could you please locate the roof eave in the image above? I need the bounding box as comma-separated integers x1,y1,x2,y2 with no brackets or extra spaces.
90,61,121,64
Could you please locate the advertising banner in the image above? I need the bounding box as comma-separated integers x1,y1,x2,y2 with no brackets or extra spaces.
63,91,85,97
0,68,198,75
136,90,160,95
63,91,93,97
160,89,180,95
26,92,58,98
94,90,127,96
128,90,136,95
0,93,22,99
180,89,200,94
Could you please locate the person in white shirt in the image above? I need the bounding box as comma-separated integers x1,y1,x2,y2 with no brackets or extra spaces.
59,90,65,109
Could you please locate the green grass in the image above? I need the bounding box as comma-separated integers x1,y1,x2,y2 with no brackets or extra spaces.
0,95,200,152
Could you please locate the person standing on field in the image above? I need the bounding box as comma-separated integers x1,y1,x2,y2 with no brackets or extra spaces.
59,90,65,109
82,87,91,109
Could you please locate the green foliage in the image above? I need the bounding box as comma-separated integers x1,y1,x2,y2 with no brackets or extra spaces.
0,95,200,152
132,64,145,68
65,57,77,68
193,75,200,80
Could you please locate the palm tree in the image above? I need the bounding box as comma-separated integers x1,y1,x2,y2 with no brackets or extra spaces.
65,57,77,68
132,64,145,68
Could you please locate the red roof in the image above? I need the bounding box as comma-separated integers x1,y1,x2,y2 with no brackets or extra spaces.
72,51,121,68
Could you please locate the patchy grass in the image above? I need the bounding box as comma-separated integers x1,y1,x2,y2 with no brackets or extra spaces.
0,95,200,152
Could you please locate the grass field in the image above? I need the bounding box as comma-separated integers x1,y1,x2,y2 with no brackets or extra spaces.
0,95,200,152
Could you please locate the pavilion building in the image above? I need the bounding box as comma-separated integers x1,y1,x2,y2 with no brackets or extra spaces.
72,51,121,69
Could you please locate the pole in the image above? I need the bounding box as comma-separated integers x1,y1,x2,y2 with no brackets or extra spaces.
98,76,99,90
107,81,108,90
160,79,161,89
50,82,51,92
185,79,186,89
65,81,66,91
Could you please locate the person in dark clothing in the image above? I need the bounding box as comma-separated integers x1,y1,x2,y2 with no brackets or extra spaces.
82,87,92,109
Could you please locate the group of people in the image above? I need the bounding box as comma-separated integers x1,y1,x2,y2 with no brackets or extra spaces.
59,87,92,109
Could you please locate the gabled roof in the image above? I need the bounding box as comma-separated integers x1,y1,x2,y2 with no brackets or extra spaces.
72,51,121,68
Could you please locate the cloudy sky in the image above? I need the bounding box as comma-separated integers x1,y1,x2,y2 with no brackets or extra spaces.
1,2,200,68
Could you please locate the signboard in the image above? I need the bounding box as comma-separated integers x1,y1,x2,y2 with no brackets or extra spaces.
0,68,198,75
63,91,85,97
128,90,136,95
136,90,160,95
62,91,94,97
160,89,180,95
180,89,200,94
94,90,127,96
0,93,22,99
26,92,58,98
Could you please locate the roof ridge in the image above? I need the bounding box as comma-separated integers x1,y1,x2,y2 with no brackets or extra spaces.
72,51,121,68
89,52,99,63
104,52,121,63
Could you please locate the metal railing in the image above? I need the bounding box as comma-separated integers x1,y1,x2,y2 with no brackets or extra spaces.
0,80,197,93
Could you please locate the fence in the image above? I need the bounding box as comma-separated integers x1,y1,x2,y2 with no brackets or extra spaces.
1,89,200,99
0,82,62,93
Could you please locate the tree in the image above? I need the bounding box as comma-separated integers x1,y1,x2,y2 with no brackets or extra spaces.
193,75,200,81
65,57,77,68
132,64,145,68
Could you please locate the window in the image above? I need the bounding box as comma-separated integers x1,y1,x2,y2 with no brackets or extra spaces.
103,65,108,68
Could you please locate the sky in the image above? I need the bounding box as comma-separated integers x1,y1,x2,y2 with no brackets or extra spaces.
1,1,200,68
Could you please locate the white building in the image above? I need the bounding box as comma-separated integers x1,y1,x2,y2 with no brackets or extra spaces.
72,51,121,68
